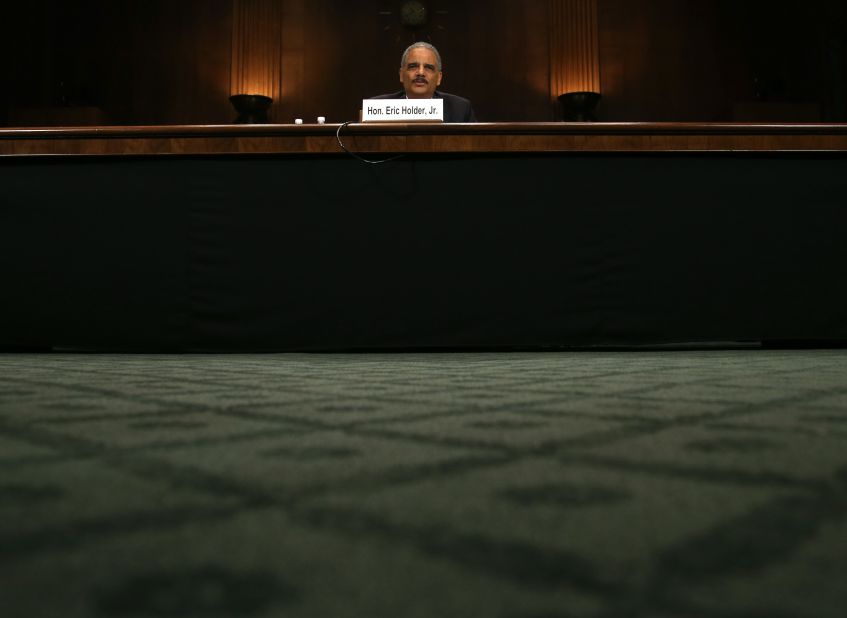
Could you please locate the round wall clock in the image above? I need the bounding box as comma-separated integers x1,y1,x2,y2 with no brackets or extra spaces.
399,1,428,28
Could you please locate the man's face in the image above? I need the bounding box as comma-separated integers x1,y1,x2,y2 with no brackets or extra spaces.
399,47,442,99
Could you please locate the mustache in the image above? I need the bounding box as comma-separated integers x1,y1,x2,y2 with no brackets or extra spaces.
412,77,428,83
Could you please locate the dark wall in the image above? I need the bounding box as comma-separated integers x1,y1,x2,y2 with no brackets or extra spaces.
3,0,233,125
726,0,847,121
598,0,737,121
3,0,845,126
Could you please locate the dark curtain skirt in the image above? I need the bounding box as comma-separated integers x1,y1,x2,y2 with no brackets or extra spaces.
3,153,846,351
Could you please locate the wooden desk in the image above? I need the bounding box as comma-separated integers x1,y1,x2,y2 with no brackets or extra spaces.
2,122,847,157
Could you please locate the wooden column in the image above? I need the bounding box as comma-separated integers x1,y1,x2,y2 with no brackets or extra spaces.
549,0,600,101
230,0,284,111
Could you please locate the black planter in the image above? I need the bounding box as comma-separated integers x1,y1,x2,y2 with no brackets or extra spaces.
558,91,601,122
229,94,273,124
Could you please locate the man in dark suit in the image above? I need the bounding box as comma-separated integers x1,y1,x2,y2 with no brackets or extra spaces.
371,42,477,123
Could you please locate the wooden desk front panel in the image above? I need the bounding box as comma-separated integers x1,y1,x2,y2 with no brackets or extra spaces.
2,123,847,157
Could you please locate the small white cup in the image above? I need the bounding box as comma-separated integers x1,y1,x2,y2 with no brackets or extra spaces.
317,116,326,124
294,118,303,125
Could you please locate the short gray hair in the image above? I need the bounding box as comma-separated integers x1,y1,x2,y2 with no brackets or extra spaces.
400,42,442,72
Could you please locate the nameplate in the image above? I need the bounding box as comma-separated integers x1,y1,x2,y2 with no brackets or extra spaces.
361,99,444,123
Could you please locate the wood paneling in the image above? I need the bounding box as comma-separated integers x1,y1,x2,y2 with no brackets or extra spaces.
465,0,550,121
720,0,847,121
2,0,844,126
596,0,846,121
597,0,734,121
91,0,233,125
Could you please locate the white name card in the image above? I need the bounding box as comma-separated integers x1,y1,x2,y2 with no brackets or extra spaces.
361,99,444,123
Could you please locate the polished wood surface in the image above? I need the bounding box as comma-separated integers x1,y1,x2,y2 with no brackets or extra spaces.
2,123,847,157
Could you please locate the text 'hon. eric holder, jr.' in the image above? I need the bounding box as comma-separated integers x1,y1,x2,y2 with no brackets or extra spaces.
361,98,444,123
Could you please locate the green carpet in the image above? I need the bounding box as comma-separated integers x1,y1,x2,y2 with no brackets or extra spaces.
1,351,846,617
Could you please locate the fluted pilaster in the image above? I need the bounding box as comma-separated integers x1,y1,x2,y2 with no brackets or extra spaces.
230,0,284,100
549,0,600,99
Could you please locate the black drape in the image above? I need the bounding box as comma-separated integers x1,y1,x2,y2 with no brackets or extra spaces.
3,153,846,350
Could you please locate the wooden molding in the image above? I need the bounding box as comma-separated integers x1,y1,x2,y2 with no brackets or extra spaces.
3,123,847,157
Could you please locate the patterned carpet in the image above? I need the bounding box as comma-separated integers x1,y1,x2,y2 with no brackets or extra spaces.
1,351,846,618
